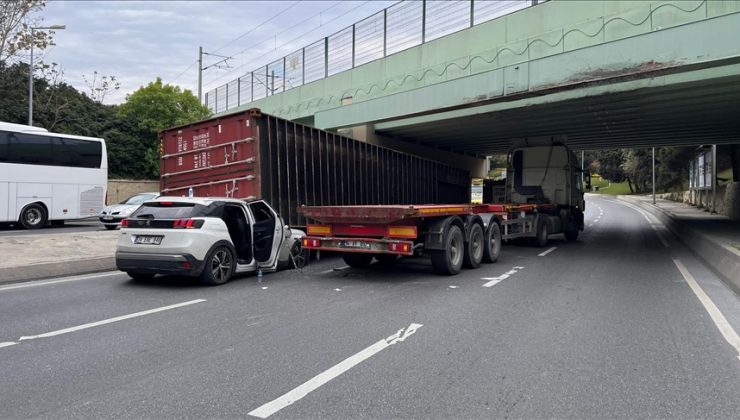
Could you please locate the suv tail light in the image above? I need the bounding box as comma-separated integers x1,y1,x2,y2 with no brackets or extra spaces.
172,218,204,229
121,219,129,228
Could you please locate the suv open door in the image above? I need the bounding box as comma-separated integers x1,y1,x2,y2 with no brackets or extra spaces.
248,200,284,270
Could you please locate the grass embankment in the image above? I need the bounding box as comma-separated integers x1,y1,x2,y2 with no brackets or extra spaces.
588,176,632,195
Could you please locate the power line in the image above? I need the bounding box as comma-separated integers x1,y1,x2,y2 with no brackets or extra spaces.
204,0,369,91
210,0,302,55
168,59,198,84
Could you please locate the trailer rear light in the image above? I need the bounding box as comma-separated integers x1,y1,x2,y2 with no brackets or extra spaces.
307,224,332,236
387,226,417,239
121,219,129,228
389,242,412,253
303,238,321,247
173,219,204,229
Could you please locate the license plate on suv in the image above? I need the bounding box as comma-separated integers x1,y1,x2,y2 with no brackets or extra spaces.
341,240,372,249
134,235,163,245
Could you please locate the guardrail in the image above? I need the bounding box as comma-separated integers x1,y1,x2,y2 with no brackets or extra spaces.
204,0,541,114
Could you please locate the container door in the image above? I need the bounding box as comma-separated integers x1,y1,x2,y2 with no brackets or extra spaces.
248,200,284,268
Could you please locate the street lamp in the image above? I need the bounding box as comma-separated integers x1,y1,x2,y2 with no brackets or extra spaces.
29,24,65,126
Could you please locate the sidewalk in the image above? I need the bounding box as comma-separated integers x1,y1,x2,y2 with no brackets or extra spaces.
0,230,119,284
619,194,740,294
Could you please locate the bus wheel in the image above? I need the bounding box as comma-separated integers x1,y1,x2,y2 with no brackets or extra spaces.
20,203,47,229
462,222,484,269
483,222,501,263
431,224,464,275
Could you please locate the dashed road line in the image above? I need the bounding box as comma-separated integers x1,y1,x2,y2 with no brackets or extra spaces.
481,266,524,287
2,299,206,347
673,259,740,362
538,247,557,257
248,323,423,418
0,271,123,292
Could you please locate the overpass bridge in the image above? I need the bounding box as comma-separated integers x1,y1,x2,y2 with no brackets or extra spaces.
205,0,740,175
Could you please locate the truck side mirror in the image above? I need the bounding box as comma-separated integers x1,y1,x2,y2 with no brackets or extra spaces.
584,173,592,191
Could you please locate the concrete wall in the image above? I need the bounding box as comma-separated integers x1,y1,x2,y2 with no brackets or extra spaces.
107,179,159,205
659,182,740,219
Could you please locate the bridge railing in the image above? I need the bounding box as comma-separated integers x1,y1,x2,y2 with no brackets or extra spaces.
204,0,539,114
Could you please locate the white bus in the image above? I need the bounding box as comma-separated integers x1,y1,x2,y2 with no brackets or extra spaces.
0,121,108,229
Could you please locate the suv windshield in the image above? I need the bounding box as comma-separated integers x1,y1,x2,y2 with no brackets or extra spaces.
131,202,219,219
120,193,158,205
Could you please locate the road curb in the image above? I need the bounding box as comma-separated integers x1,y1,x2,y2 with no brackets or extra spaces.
0,257,117,286
618,195,740,295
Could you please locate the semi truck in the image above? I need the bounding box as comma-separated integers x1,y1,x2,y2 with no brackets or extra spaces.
299,140,586,275
158,108,470,227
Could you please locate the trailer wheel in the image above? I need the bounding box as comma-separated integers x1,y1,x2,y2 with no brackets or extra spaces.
431,224,464,275
535,218,548,247
463,222,484,269
342,253,374,268
483,222,501,263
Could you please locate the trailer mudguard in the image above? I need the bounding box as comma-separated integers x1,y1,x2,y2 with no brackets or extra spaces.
421,216,465,251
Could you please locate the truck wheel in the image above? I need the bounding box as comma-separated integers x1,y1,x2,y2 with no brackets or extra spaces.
20,203,47,229
535,218,548,247
342,253,374,268
431,224,464,275
564,223,579,242
463,223,484,269
200,246,234,286
483,222,501,263
564,213,580,242
375,254,399,266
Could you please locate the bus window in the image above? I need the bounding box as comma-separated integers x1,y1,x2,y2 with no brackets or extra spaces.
0,132,7,162
8,133,53,165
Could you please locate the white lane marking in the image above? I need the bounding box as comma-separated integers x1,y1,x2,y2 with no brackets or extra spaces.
0,271,123,292
482,266,524,287
248,323,423,418
17,299,206,342
538,247,557,257
617,200,670,248
0,342,18,349
673,259,740,362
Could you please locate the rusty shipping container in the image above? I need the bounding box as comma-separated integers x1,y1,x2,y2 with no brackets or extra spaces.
159,109,470,227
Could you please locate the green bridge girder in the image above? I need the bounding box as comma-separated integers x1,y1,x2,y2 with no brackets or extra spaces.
222,0,740,155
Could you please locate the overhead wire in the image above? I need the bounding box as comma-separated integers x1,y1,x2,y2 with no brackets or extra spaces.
203,0,370,92
166,0,301,86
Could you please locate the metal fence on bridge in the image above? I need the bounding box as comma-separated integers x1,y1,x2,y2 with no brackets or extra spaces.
204,0,541,114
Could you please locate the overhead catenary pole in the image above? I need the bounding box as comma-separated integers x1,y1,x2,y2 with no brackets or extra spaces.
652,147,656,205
198,46,203,102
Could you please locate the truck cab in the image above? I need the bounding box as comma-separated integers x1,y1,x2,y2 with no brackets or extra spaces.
505,141,585,242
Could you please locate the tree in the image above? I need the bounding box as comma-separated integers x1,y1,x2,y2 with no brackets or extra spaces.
0,0,54,65
118,78,211,177
82,71,120,103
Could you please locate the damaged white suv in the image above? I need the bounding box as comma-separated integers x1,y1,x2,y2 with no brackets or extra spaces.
115,197,307,285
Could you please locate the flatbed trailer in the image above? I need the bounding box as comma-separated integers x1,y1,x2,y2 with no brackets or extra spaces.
298,202,554,275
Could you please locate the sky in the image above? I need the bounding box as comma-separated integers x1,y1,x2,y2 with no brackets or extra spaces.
39,1,397,104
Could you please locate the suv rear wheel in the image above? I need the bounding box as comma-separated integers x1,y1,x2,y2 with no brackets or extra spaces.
200,246,234,286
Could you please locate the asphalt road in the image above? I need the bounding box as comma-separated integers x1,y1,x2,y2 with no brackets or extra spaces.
0,218,106,236
1,196,739,419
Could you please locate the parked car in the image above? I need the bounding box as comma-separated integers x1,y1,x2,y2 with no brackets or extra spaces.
115,196,308,285
100,192,160,230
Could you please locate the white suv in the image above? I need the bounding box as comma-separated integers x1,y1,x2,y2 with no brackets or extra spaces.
115,197,307,285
